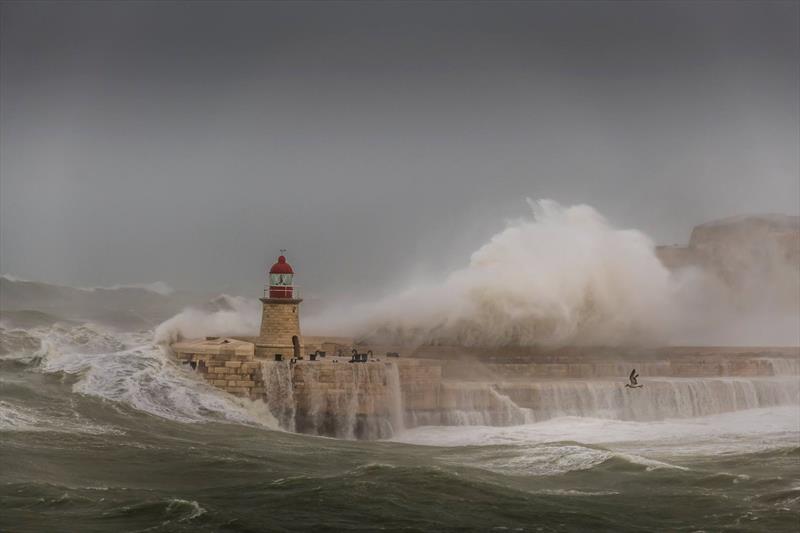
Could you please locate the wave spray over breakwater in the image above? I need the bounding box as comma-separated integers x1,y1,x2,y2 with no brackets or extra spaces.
309,199,677,346
153,295,261,345
309,200,800,346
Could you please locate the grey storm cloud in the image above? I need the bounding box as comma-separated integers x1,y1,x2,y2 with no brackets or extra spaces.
1,0,798,302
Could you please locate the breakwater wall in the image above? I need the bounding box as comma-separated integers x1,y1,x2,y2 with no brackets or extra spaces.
171,339,799,439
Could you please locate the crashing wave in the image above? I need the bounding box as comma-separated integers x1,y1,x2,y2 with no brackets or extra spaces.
306,200,677,346
2,323,277,427
154,295,260,345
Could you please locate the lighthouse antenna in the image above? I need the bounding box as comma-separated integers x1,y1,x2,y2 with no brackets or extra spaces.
280,248,287,254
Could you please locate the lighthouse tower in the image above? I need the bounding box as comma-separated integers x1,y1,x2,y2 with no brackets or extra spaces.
258,254,303,358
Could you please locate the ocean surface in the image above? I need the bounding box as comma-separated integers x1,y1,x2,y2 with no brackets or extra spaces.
2,322,799,532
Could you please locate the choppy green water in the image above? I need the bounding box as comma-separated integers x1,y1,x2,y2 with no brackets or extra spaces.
1,324,799,532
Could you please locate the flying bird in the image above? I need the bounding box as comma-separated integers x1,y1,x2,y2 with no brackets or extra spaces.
626,368,643,389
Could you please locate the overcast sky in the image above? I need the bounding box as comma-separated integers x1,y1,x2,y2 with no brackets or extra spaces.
1,1,798,301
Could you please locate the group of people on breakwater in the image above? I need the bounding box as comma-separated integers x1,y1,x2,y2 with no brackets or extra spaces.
283,349,402,366
343,349,401,363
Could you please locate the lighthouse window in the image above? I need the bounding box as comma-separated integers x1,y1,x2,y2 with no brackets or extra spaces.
270,273,282,286
281,273,293,285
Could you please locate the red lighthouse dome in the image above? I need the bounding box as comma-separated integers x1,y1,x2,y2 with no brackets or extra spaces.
268,255,294,298
269,256,294,275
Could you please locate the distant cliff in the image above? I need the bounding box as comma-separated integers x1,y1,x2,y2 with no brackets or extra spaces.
656,214,800,311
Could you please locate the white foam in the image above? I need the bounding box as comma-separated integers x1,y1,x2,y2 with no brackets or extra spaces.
456,444,615,476
434,439,689,477
0,327,48,363
393,405,800,456
34,325,278,428
166,499,207,521
37,323,132,355
395,406,799,477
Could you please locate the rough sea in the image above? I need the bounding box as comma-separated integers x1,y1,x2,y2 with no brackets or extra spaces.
2,322,799,532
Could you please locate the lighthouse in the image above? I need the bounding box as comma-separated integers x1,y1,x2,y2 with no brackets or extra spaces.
258,254,303,358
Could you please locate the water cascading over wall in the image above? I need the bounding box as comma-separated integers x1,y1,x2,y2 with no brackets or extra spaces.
761,357,800,375
259,361,405,439
259,361,296,431
404,377,800,427
258,357,799,433
407,383,534,427
385,362,405,434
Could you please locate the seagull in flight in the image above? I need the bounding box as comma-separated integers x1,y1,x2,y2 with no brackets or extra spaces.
625,368,643,389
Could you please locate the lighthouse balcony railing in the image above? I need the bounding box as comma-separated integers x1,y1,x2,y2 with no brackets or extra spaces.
264,285,300,299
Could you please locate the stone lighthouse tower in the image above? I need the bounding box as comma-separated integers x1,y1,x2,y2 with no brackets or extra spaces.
258,254,303,358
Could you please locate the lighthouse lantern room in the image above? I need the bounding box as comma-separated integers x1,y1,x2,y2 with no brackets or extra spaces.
268,255,294,298
258,254,303,358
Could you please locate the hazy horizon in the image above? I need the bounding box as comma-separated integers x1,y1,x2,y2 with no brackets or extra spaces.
1,1,798,301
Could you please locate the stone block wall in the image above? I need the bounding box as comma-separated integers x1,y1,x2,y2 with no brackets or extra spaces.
292,362,394,416
172,338,262,399
397,359,442,411
289,360,404,439
258,299,302,352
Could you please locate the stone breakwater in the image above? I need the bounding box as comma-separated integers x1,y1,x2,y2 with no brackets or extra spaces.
172,338,261,397
170,339,800,439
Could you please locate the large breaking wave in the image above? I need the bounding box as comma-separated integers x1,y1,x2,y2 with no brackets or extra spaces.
1,323,279,428
307,199,678,346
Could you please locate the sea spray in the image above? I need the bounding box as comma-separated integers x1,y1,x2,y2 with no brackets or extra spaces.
306,199,677,346
154,295,260,345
